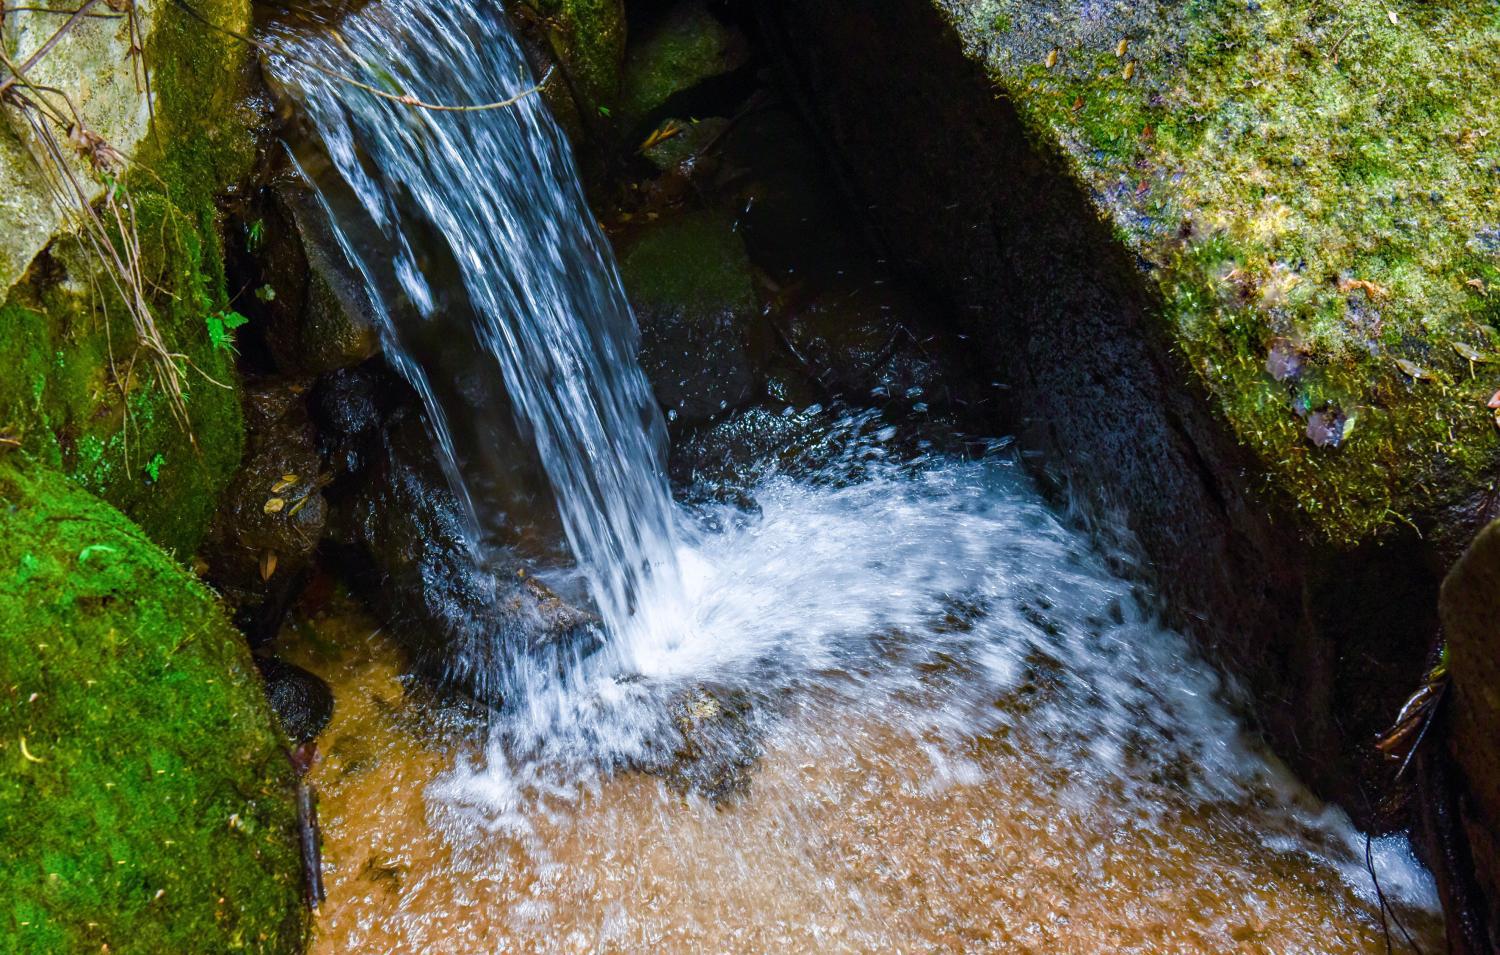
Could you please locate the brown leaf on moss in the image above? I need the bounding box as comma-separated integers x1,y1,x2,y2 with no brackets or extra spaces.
1395,358,1434,381
1339,277,1390,299
1452,341,1489,363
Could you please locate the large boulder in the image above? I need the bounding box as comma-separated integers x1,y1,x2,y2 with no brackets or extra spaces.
0,456,304,953
765,0,1498,937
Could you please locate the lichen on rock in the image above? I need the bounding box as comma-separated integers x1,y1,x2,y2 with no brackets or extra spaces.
0,455,304,954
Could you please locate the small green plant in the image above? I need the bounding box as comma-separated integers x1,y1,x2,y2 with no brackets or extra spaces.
246,218,265,251
205,310,249,354
144,452,165,483
253,283,276,303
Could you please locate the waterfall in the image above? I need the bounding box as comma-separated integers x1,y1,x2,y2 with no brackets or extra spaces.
268,0,682,652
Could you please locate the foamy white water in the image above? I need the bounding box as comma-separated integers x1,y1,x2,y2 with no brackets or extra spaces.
264,4,1441,947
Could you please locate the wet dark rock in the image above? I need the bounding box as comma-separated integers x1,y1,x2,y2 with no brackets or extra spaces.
1440,520,1500,950
776,287,984,419
202,380,328,646
636,685,761,802
257,656,334,745
313,364,600,704
619,209,767,427
253,180,381,377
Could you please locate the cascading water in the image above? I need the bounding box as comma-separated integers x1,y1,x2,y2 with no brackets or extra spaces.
270,0,682,664
266,3,1444,950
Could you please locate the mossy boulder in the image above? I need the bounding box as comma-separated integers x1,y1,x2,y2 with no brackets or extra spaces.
769,0,1497,932
618,209,763,426
0,456,304,954
528,0,628,118
0,0,258,557
924,0,1500,547
618,2,747,130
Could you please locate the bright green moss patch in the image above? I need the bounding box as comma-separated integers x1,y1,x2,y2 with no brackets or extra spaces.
939,0,1500,543
0,456,303,954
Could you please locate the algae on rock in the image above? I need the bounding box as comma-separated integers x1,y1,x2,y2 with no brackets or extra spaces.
0,456,304,954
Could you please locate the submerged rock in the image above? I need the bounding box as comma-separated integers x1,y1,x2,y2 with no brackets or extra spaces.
257,656,335,746
635,685,761,802
314,364,600,704
619,209,766,427
0,457,304,952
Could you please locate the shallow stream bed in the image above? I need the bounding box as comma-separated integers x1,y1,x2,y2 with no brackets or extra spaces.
283,417,1444,953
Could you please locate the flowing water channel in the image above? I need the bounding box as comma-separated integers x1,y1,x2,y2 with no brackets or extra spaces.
267,1,1445,950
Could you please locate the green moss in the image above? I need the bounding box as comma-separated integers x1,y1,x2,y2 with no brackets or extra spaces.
941,0,1500,544
534,0,627,116
619,2,745,128
0,456,303,954
0,190,245,559
618,208,756,316
138,0,257,213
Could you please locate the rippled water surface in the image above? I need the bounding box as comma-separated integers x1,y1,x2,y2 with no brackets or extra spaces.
286,419,1442,953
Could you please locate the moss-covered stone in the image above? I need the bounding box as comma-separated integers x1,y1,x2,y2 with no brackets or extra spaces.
618,209,763,424
531,0,628,117
932,0,1500,546
618,2,747,130
0,0,257,557
0,455,304,954
0,191,246,559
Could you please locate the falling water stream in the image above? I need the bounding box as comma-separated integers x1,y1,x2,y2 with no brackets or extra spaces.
268,1,1444,951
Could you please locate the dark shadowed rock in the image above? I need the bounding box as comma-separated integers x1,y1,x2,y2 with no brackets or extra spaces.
257,656,335,745
202,380,328,647
1440,520,1500,951
253,180,381,377
313,363,600,704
